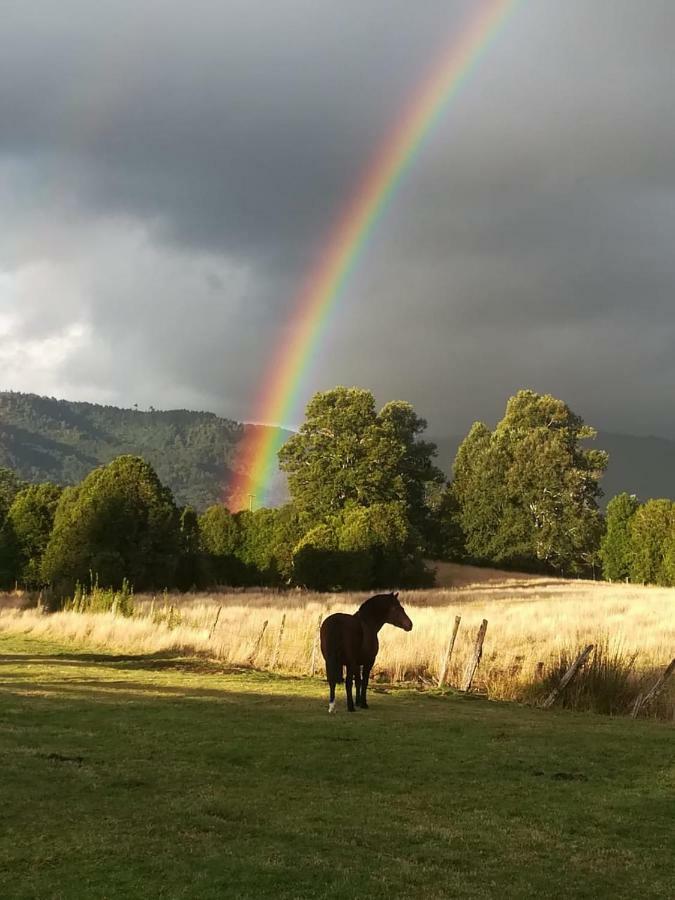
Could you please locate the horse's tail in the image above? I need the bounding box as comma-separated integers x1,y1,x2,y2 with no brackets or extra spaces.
322,617,344,684
326,652,344,685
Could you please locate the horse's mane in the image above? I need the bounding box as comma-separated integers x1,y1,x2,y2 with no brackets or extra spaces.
357,593,396,618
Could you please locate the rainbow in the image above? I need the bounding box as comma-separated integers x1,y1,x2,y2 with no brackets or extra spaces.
229,0,518,510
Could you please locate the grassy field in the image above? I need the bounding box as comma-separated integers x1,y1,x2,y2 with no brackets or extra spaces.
1,632,673,899
2,566,673,717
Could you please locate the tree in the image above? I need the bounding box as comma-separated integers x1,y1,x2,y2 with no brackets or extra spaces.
5,483,63,588
176,506,201,590
628,499,674,586
235,506,303,585
42,456,180,594
198,505,245,585
278,387,443,534
199,505,239,557
0,467,25,586
662,526,675,588
430,488,466,561
452,391,608,573
600,493,639,582
291,521,345,591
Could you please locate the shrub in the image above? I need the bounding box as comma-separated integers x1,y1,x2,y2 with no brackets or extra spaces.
532,641,641,716
64,576,134,617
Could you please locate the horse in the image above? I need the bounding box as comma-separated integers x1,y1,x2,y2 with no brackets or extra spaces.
320,592,413,713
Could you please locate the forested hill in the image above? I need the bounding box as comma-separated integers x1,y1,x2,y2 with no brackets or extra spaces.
0,392,291,510
3,391,674,510
431,431,675,506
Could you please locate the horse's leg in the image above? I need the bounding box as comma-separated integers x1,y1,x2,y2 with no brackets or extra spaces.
345,666,356,712
360,663,373,709
354,665,363,707
328,679,337,714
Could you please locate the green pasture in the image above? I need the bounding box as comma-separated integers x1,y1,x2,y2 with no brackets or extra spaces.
0,634,673,899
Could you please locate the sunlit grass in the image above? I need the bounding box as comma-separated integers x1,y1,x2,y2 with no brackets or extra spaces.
0,632,673,899
1,564,673,717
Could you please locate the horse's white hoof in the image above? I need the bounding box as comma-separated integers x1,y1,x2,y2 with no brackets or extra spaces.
328,701,336,714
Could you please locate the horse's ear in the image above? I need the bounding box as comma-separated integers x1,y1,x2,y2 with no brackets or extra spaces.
393,591,399,600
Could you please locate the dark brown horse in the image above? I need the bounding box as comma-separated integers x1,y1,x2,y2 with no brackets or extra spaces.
320,592,413,713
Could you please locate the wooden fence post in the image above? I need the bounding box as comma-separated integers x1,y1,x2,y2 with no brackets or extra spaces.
209,605,223,640
541,644,594,709
438,616,461,688
247,619,268,666
309,613,323,676
631,658,675,719
269,613,286,671
462,619,488,692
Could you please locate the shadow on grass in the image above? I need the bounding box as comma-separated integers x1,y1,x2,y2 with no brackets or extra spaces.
0,650,255,676
0,648,330,698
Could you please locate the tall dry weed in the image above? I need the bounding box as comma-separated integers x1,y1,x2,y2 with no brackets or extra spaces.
1,569,673,719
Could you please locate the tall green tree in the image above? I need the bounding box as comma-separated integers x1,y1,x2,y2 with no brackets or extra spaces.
5,483,63,588
452,391,608,573
662,526,675,588
600,493,639,582
628,499,674,586
199,506,239,558
0,467,24,586
278,387,443,533
235,506,304,585
176,506,201,590
42,456,180,594
198,505,243,585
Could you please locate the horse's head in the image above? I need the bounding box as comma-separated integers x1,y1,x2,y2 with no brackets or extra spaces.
385,592,413,632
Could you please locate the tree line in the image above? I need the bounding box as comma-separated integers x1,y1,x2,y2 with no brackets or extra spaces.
1,386,673,596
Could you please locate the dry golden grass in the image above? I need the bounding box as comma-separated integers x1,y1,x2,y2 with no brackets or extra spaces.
1,564,673,717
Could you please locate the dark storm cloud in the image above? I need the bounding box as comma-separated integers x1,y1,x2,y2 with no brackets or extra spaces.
1,1,674,437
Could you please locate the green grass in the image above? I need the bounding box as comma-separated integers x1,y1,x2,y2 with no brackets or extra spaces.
0,635,673,899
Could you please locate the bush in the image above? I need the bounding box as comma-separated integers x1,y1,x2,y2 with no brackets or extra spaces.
532,641,641,716
64,576,134,617
291,504,433,590
291,523,348,590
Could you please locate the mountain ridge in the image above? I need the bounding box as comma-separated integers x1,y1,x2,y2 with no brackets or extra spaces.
2,391,673,509
0,391,291,510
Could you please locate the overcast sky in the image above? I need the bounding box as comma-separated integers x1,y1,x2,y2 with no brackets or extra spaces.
1,1,674,439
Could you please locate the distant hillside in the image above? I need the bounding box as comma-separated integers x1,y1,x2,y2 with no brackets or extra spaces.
0,392,291,510
3,391,673,511
431,431,675,505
